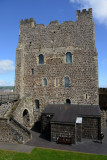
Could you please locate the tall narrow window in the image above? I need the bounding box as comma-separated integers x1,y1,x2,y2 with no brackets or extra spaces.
32,69,34,75
66,52,72,63
43,78,47,86
55,78,58,87
65,76,69,87
35,100,39,110
39,54,44,65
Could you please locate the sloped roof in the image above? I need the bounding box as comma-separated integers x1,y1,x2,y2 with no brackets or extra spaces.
42,104,101,123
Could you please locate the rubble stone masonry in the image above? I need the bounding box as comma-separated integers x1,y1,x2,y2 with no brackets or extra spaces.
15,8,98,125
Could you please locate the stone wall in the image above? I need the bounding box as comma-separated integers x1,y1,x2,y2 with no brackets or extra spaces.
0,118,31,144
41,114,54,139
76,123,82,142
101,110,107,128
0,102,14,117
82,117,101,139
13,96,41,128
51,123,75,144
15,8,98,111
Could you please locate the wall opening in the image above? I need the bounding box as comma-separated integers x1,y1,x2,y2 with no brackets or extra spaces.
66,52,72,63
66,99,71,104
23,109,30,127
65,76,70,87
35,99,39,110
39,54,44,65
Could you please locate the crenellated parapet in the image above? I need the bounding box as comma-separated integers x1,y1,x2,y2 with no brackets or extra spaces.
19,8,93,28
20,18,36,25
77,8,92,21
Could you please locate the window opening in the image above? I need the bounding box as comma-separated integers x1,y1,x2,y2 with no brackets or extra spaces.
65,76,69,87
39,54,44,65
35,100,39,110
43,78,47,86
66,52,72,63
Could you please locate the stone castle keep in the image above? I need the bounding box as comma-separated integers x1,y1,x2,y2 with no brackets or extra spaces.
0,8,101,144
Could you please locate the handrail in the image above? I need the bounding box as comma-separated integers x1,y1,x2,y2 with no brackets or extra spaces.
0,94,20,102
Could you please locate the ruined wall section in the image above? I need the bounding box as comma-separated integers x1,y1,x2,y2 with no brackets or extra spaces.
15,8,98,109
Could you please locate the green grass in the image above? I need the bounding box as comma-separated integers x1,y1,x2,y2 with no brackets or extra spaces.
0,148,107,160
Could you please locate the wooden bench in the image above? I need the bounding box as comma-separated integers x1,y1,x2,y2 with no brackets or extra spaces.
57,137,72,144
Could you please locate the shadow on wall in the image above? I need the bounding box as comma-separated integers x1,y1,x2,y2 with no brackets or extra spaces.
31,121,41,133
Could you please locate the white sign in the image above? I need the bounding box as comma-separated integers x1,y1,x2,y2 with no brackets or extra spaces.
76,117,82,124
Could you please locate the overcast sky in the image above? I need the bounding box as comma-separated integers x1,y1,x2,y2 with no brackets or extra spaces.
0,0,107,87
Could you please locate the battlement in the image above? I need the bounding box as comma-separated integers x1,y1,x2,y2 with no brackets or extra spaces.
20,8,93,28
20,18,36,25
77,8,92,20
77,8,92,14
49,20,59,25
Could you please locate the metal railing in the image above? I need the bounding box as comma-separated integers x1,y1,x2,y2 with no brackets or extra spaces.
0,94,20,102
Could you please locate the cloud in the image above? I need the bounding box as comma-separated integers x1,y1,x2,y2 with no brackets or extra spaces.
69,0,107,25
0,80,14,86
0,60,15,74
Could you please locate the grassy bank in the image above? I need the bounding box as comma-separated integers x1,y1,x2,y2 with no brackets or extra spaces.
0,148,107,160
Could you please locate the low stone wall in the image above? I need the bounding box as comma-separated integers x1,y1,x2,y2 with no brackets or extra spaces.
0,118,22,143
9,117,31,143
82,117,101,139
51,123,75,144
0,102,14,117
0,117,31,144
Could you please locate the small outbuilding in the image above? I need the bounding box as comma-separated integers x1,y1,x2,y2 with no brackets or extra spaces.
41,104,101,144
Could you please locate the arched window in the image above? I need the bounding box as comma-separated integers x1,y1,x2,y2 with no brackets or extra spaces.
66,52,72,63
35,100,39,110
66,99,71,104
43,78,47,86
39,54,44,65
65,76,69,87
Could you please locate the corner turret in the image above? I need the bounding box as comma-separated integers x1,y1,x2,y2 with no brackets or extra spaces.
77,8,92,21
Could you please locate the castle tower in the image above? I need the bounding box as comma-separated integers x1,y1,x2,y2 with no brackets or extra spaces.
15,8,98,111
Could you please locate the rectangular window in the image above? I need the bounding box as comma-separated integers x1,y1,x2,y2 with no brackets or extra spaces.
56,78,58,87
55,78,59,87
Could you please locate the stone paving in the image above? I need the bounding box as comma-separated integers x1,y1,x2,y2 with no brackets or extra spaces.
0,127,107,155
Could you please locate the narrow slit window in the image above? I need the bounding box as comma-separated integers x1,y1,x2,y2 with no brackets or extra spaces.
55,78,58,87
32,69,34,75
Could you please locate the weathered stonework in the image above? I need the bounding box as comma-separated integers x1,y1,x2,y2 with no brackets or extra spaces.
14,8,99,128
0,102,14,117
13,96,41,128
51,123,75,144
0,118,31,144
82,117,100,139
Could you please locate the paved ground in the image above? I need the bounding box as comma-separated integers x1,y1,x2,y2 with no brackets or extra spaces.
0,127,107,155
26,127,107,155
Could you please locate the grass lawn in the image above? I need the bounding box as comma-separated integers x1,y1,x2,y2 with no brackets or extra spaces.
0,148,107,160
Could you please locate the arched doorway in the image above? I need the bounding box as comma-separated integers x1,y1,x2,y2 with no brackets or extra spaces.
23,109,30,127
66,99,71,104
